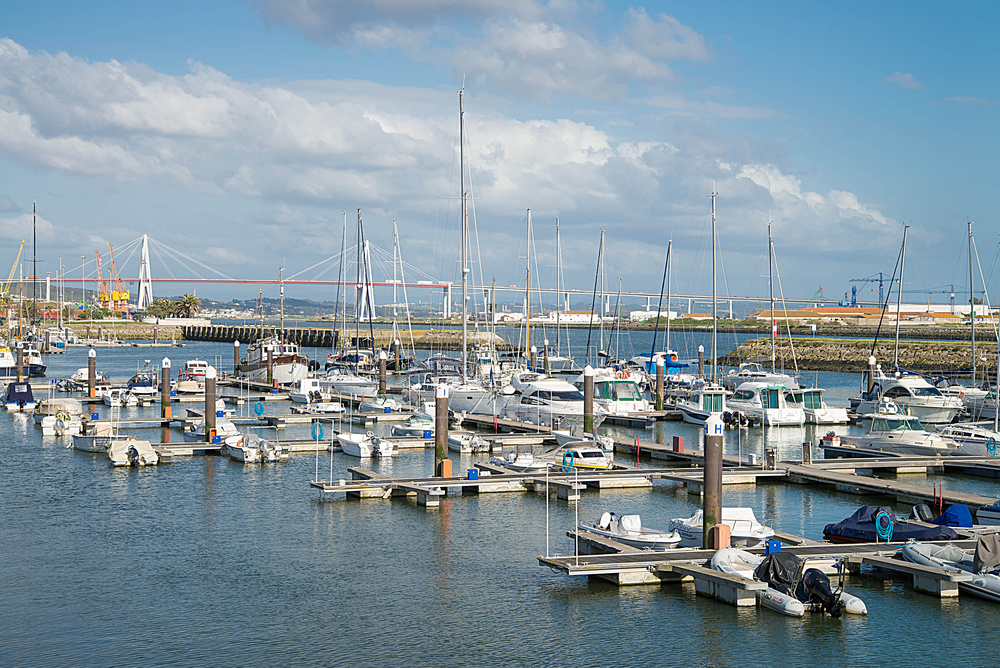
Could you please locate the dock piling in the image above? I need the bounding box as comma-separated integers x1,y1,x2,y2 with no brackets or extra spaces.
15,342,23,383
698,345,705,378
378,351,387,395
87,348,96,398
583,365,594,434
205,367,217,443
435,386,450,477
703,414,723,548
655,360,664,411
234,340,240,375
161,357,171,419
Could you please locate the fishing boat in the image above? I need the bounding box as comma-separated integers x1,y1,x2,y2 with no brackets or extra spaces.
69,367,109,385
320,367,379,397
2,381,36,412
549,445,613,470
337,431,395,458
839,415,955,456
107,437,159,466
726,381,805,426
447,432,489,454
936,423,1000,456
359,395,401,413
788,388,848,424
669,508,775,548
672,382,728,425
223,432,287,463
901,537,1000,602
578,512,681,550
290,401,345,415
239,337,309,386
574,367,650,415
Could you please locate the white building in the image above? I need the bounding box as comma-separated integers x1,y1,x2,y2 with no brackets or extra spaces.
628,309,678,322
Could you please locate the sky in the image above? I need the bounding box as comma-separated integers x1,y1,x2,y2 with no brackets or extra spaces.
1,1,998,310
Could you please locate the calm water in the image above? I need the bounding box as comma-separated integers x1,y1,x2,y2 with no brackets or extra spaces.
2,339,999,667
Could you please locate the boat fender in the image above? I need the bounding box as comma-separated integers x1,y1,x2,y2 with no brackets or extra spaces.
988,437,998,456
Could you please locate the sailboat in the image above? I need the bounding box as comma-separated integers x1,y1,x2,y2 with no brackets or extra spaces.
239,271,309,386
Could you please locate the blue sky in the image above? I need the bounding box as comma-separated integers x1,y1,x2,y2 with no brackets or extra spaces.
1,1,997,308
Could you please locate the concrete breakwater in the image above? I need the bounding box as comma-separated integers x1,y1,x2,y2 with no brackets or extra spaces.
181,325,511,351
719,336,998,374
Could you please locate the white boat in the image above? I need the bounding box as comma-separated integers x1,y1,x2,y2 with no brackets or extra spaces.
788,388,848,424
337,431,396,458
359,395,401,413
2,381,36,412
858,397,905,420
573,367,650,415
185,399,235,418
579,512,681,550
223,432,287,463
69,367,108,384
722,362,801,391
551,429,614,453
34,397,83,432
840,415,955,456
289,377,324,404
711,548,867,616
977,500,1000,525
239,337,309,386
290,402,345,415
391,415,434,438
489,451,551,473
901,539,1000,603
447,432,490,453
669,508,775,548
183,417,241,443
403,371,502,416
853,370,963,425
937,423,1000,456
126,361,158,396
102,388,138,408
107,437,159,466
320,368,379,398
672,382,727,425
72,422,129,452
549,444,614,470
501,372,607,431
726,381,805,426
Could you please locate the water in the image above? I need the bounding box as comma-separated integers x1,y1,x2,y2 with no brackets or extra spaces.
2,342,999,667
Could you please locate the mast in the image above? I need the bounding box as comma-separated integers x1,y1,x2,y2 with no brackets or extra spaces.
893,225,909,370
355,209,362,363
769,213,775,374
970,221,976,385
32,202,36,326
555,217,561,356
525,208,531,366
279,266,284,345
665,239,672,354
335,211,347,354
599,229,605,362
460,88,468,384
585,231,604,367
711,186,718,383
258,289,263,340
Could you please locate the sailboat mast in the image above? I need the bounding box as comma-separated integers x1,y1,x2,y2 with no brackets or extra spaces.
355,209,362,364
555,217,561,355
893,225,909,370
336,210,347,353
460,89,468,384
258,289,263,340
665,239,672,355
711,187,718,383
769,214,775,374
279,266,284,345
393,218,399,319
970,221,976,386
525,208,531,366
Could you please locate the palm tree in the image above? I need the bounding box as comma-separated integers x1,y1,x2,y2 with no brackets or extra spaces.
175,293,201,318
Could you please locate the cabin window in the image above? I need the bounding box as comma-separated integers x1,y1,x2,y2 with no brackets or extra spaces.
702,394,723,412
883,387,909,398
759,389,780,409
732,390,754,401
611,382,641,401
910,386,942,397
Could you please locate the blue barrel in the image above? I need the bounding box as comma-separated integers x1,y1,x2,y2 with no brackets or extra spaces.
170,389,176,397
467,468,479,481
765,539,782,555
90,412,99,420
212,434,221,445
384,406,391,414
216,410,224,417
422,429,432,439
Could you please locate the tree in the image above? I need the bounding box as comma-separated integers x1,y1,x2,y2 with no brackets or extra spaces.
175,293,201,318
144,298,173,319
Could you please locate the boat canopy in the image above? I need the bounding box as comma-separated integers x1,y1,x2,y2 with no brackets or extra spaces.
3,382,34,404
974,535,1000,574
931,504,973,528
823,506,960,543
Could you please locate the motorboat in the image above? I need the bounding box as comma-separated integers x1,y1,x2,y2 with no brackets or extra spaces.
223,432,287,463
823,505,961,543
788,388,848,424
965,387,1000,421
551,429,614,453
177,359,214,384
726,381,805,426
711,549,867,617
839,415,955,456
337,431,396,458
403,371,502,416
290,401,345,415
578,512,681,550
238,337,308,386
447,432,490,454
2,381,36,412
185,399,235,418
722,362,801,391
289,377,325,404
572,367,650,415
550,444,614,470
937,423,1000,456
391,414,434,438
669,508,775,548
34,397,84,436
852,369,963,425
977,499,1000,525
107,437,159,466
72,422,129,453
69,367,109,385
359,395,401,413
102,388,138,408
501,372,607,431
126,361,158,396
183,416,241,443
489,451,552,473
0,346,45,378
901,537,1000,602
320,367,379,398
858,397,905,420
671,382,728,425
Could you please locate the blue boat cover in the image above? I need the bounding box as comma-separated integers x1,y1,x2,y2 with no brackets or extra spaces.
3,382,34,405
932,504,974,528
823,505,961,543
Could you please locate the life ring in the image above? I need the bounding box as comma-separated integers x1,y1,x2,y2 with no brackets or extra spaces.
562,450,575,471
615,370,630,380
312,422,324,440
988,437,997,457
55,411,69,423
254,401,264,416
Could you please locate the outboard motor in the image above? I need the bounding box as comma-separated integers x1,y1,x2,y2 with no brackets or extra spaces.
910,503,935,522
797,569,846,618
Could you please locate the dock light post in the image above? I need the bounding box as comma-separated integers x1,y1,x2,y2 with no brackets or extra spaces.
205,366,217,443
87,348,96,398
530,345,538,371
655,359,664,411
378,351,387,395
698,345,705,378
160,357,171,419
543,339,549,373
703,413,724,549
435,385,450,477
583,365,594,434
15,342,23,383
233,340,240,375
266,344,274,386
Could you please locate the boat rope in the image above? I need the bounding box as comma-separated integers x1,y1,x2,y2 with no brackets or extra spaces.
875,510,894,543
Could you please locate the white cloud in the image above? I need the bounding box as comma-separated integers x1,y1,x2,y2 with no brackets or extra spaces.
639,95,784,119
0,195,19,212
884,71,924,90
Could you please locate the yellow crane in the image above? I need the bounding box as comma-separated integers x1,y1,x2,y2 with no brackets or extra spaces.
1,241,25,298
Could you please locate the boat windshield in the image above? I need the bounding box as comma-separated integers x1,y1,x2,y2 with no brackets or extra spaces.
609,381,641,401
910,386,943,397
873,417,923,431
524,390,585,404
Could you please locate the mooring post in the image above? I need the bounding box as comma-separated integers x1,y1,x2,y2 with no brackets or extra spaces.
703,413,724,549
160,357,171,419
205,367,217,443
867,355,877,396
698,345,705,378
583,365,594,434
543,338,549,373
435,386,450,477
802,441,813,465
378,351,387,395
266,344,274,386
394,338,401,371
655,359,664,411
15,342,23,383
233,340,240,375
44,329,50,354
529,345,538,371
87,348,96,398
